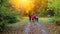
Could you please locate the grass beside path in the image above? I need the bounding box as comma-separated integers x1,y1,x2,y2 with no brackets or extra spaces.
39,17,54,23
7,17,29,28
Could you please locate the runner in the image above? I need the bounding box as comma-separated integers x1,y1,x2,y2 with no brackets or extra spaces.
35,14,38,22
31,15,35,22
29,14,31,22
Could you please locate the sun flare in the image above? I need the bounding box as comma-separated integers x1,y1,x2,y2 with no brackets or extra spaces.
9,0,35,13
9,0,47,14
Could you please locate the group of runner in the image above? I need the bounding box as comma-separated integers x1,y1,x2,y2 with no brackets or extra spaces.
29,14,38,22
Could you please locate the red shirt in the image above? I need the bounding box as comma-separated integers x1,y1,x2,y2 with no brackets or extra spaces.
31,15,35,19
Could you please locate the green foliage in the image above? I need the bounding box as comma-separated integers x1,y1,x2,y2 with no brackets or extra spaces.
0,0,21,32
38,0,60,17
38,6,47,17
53,17,60,25
47,0,60,17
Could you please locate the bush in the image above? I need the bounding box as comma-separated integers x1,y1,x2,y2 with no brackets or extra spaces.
0,13,19,32
4,16,17,24
54,17,60,25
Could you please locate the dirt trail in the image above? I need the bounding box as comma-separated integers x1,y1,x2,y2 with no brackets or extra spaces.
24,22,31,34
24,22,49,34
36,22,48,34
